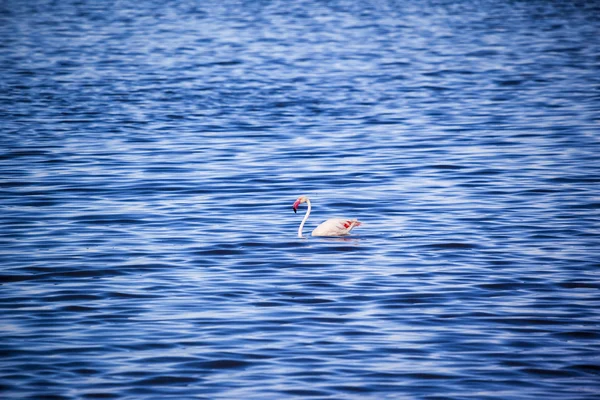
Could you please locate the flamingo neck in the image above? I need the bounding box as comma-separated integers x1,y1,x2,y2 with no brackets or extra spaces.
298,198,311,238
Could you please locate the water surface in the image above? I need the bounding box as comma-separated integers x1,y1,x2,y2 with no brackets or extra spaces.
1,0,599,398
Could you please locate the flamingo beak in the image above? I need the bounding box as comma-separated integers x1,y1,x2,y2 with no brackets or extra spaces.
292,199,301,213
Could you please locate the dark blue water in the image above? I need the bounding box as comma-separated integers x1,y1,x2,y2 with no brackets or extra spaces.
1,0,600,398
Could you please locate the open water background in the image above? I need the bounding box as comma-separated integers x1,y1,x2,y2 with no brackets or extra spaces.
1,0,600,398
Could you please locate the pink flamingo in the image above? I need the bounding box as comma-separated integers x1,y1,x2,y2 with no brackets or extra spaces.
292,195,362,238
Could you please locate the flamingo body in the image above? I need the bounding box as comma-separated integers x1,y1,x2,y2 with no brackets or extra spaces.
293,195,362,238
312,218,362,237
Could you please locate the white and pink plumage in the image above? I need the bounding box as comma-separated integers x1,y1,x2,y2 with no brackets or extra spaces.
292,195,362,238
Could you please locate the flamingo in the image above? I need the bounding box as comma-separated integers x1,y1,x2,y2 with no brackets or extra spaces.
292,195,362,238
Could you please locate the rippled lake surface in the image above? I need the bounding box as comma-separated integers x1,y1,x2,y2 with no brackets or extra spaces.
1,0,600,398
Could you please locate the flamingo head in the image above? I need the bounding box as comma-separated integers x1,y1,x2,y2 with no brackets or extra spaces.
292,195,308,213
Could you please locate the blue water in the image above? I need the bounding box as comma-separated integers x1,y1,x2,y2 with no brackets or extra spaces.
1,0,600,398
